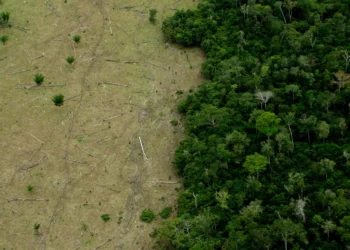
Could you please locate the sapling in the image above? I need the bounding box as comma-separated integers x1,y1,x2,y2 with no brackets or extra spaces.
1,12,10,23
66,56,75,65
73,34,81,43
52,94,64,106
101,214,110,222
149,9,157,24
0,35,8,44
34,73,44,85
34,223,40,234
27,185,34,192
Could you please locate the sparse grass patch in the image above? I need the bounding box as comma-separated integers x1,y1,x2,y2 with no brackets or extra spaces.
0,35,8,44
34,73,44,85
52,94,64,106
101,214,110,222
140,209,155,223
159,207,172,219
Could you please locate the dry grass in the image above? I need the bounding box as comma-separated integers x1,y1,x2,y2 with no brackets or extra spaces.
0,0,203,249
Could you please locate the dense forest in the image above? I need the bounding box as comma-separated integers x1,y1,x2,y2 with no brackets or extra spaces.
155,0,350,249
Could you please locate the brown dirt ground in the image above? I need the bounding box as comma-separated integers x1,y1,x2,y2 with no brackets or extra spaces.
0,0,203,249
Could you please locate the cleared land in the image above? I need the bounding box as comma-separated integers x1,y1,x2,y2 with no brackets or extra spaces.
0,0,203,249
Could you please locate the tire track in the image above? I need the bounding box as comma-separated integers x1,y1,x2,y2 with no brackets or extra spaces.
39,1,108,249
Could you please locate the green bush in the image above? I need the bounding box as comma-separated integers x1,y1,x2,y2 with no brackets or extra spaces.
34,73,44,85
27,185,33,192
1,12,9,23
170,120,178,126
73,34,81,43
66,56,75,65
0,35,8,44
52,94,64,107
159,207,172,219
140,209,155,223
149,9,157,24
101,214,110,222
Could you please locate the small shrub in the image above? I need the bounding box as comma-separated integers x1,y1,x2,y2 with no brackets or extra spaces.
140,209,155,223
27,185,34,192
176,90,184,95
66,56,75,65
0,35,8,44
34,73,44,85
52,94,64,106
34,223,40,234
73,34,81,43
159,207,172,219
170,120,178,126
1,12,10,23
149,9,157,24
101,214,110,222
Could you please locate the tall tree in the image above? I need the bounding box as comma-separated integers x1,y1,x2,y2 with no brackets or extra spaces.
243,153,268,179
256,112,281,140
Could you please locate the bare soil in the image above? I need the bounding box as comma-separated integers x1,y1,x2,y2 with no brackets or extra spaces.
0,0,203,249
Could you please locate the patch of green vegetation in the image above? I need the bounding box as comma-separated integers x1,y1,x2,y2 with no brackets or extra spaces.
0,35,8,44
27,185,33,192
157,1,350,249
149,9,157,24
73,34,81,43
100,214,110,222
140,209,155,223
52,94,64,107
159,207,172,219
66,56,75,65
176,90,184,95
1,11,10,23
170,120,178,126
34,223,40,234
34,73,44,85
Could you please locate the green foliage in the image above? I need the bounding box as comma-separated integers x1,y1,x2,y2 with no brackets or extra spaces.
0,35,8,44
256,112,281,139
73,34,81,43
34,73,44,85
140,209,155,223
66,56,75,65
34,223,40,234
149,9,157,24
100,214,110,222
176,90,184,95
52,94,64,107
243,153,268,178
27,185,33,192
1,12,9,23
159,207,172,219
170,120,178,126
158,0,350,249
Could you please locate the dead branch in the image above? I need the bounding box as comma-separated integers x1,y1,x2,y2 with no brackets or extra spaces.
63,157,88,164
139,137,148,160
94,239,112,250
9,69,32,76
100,81,129,87
103,114,123,121
33,54,45,60
7,197,49,202
21,155,46,171
150,180,179,185
106,59,120,63
148,62,170,70
27,132,44,144
17,84,66,90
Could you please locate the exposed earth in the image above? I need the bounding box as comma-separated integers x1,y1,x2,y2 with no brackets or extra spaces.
0,0,203,249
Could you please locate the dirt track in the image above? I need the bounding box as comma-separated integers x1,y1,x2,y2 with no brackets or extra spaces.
0,0,202,249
